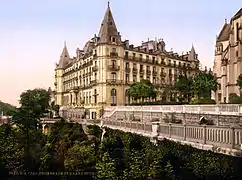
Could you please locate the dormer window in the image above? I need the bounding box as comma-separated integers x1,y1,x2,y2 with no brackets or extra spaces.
112,37,116,43
110,22,113,25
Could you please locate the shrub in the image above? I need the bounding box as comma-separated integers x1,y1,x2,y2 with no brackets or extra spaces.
229,94,242,104
191,97,216,105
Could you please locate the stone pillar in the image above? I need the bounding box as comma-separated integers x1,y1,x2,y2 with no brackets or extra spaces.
151,121,160,145
100,120,104,127
101,127,106,141
42,124,45,133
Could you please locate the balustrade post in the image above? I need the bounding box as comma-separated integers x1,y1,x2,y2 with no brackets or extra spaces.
183,124,186,141
169,123,172,138
231,126,235,149
100,120,104,128
151,121,159,145
183,113,186,124
203,125,207,144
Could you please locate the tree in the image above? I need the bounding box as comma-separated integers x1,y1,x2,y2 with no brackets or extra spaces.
237,74,242,94
174,75,193,103
64,142,95,171
192,72,218,100
0,124,24,173
13,88,51,129
0,101,17,116
129,80,157,103
96,152,117,180
11,88,50,173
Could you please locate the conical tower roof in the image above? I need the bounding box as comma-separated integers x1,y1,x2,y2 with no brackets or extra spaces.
57,41,70,69
98,2,121,44
188,44,197,61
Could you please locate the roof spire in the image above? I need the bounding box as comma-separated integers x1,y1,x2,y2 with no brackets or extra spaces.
57,41,70,69
98,3,121,44
108,1,110,7
225,18,227,24
188,44,196,61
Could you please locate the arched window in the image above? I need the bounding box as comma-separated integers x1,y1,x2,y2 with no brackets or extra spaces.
125,89,130,105
111,88,117,106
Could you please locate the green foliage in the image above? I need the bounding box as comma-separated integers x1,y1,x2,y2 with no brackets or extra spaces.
229,93,242,104
1,88,242,179
0,101,17,116
174,75,193,103
96,152,117,180
0,124,24,172
12,88,51,130
129,79,157,102
192,72,218,99
237,74,242,91
19,88,50,117
191,97,216,105
65,141,96,171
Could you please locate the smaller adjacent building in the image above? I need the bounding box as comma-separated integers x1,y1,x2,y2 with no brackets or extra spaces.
0,112,11,125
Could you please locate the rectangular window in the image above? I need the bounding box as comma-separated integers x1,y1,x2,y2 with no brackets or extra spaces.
111,73,116,80
126,74,129,82
218,93,221,101
133,75,137,82
126,62,129,68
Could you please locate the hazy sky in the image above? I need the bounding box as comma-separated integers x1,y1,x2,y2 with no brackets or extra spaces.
0,0,241,106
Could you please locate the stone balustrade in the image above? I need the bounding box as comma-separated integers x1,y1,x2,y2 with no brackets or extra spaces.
103,104,242,118
99,119,242,156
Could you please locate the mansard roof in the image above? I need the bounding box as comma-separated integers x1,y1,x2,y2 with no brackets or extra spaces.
217,23,231,42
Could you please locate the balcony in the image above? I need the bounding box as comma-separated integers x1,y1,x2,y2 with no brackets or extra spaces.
125,67,131,73
125,81,133,85
110,52,118,57
92,65,98,72
124,55,129,60
108,65,120,71
93,54,97,58
146,69,151,75
91,80,97,85
153,70,157,75
71,86,79,91
106,79,123,85
140,69,144,74
133,68,138,73
161,72,167,77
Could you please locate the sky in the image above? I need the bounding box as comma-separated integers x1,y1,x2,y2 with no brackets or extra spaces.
0,0,241,106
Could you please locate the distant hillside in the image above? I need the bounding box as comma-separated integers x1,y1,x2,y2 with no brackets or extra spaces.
0,101,17,116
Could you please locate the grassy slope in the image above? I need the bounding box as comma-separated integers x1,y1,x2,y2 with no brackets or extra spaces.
0,101,17,116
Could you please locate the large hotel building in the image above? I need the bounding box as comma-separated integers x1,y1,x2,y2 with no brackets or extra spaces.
212,8,242,103
54,4,200,119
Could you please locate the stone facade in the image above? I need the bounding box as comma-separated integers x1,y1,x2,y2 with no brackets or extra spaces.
212,8,242,103
54,3,200,119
